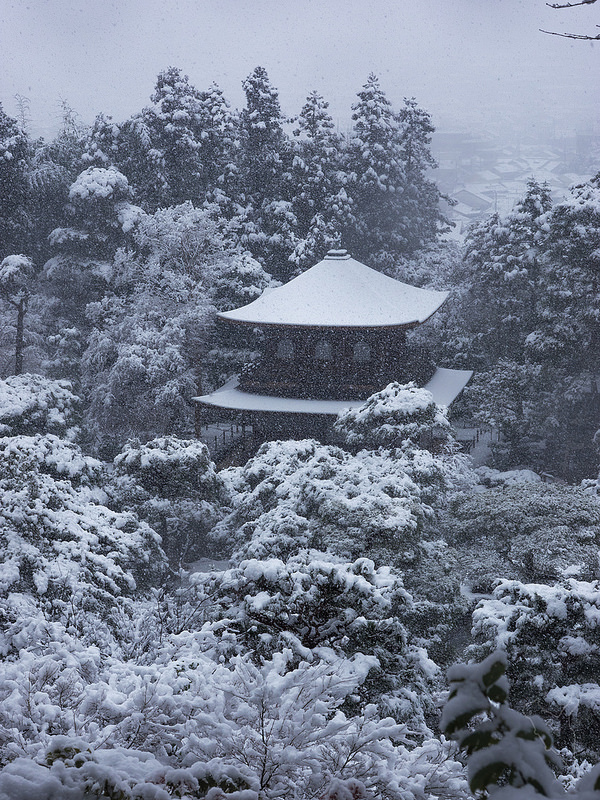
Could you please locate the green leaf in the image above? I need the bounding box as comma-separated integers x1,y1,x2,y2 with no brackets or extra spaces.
482,659,506,688
444,707,486,737
470,760,510,793
460,729,498,755
487,684,507,703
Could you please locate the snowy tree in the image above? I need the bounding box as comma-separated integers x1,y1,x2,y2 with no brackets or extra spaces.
0,629,467,800
0,255,35,373
24,104,90,265
345,74,406,265
43,165,141,344
211,438,436,568
444,178,600,479
235,67,296,278
445,480,600,593
334,382,455,456
185,554,441,729
441,651,563,799
459,359,551,471
288,91,353,271
80,202,267,453
109,436,229,565
0,102,30,259
526,173,600,370
239,66,288,208
395,97,449,254
0,432,164,645
0,373,79,438
85,74,239,214
471,579,600,755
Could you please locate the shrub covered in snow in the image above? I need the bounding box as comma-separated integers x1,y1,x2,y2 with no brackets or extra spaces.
212,438,436,568
69,166,130,202
471,579,600,755
0,622,467,800
441,652,563,799
0,433,165,645
0,374,79,438
185,553,440,728
334,382,455,454
446,482,600,591
109,436,229,564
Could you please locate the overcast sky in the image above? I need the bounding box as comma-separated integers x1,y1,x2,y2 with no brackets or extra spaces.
1,0,598,142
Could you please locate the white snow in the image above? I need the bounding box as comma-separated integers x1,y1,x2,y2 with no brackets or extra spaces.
218,251,449,328
69,167,129,201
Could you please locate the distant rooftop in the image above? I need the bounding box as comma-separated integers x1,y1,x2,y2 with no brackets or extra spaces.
218,250,449,329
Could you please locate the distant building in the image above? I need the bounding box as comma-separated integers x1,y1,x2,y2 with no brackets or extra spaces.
195,250,472,448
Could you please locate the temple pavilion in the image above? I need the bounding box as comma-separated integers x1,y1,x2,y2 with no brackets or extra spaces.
195,249,472,445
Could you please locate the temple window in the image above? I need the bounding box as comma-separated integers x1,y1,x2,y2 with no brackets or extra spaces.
315,339,333,361
353,340,371,362
276,338,295,359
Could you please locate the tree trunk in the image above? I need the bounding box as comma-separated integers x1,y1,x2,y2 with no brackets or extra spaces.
15,299,26,375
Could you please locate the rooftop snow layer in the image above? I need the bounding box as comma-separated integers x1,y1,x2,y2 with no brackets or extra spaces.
194,368,472,415
217,250,449,328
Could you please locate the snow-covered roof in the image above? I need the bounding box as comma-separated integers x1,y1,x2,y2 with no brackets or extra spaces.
218,250,449,329
194,368,472,416
423,367,473,407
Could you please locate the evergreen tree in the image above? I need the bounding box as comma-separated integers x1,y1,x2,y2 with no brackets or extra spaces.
145,66,207,206
236,67,296,278
0,254,35,374
345,74,406,265
396,97,449,253
0,102,30,258
453,180,552,367
288,91,353,270
527,172,600,369
239,66,287,206
25,102,90,264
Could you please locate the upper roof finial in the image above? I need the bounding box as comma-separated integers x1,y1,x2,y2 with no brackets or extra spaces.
325,249,350,260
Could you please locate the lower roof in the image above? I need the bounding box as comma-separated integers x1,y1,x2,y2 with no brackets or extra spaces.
194,368,473,416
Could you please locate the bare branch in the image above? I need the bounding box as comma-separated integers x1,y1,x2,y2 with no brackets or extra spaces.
540,25,600,37
546,0,596,8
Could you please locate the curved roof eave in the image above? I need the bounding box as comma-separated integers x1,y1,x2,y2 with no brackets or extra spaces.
217,251,449,329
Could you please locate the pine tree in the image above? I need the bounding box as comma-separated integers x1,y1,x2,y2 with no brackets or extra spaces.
396,97,449,253
236,67,296,278
527,172,600,369
288,91,353,270
461,179,553,366
239,66,287,206
0,102,30,258
0,254,35,374
345,74,407,266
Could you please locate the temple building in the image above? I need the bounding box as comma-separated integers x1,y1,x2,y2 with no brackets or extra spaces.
195,249,472,446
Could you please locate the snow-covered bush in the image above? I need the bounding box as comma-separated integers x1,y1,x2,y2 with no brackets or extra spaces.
471,579,600,755
446,482,600,591
0,433,164,645
185,553,440,728
334,381,455,454
0,374,79,438
0,625,467,800
212,438,435,568
109,436,229,564
441,652,563,799
69,166,130,202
